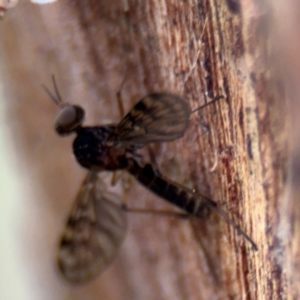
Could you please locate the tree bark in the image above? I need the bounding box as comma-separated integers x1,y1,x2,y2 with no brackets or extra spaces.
0,0,297,299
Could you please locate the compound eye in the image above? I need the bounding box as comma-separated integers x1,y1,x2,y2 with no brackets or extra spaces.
55,105,85,135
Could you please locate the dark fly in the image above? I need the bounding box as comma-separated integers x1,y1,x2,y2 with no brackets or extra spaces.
44,76,257,284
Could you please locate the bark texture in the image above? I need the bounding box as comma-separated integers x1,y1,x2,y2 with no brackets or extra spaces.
0,0,297,299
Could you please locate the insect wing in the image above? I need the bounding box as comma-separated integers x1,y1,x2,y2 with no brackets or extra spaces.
111,93,191,146
57,172,127,284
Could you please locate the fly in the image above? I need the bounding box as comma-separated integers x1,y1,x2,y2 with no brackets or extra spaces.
44,76,257,284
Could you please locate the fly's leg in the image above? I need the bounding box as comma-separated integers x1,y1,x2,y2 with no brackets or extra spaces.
116,69,128,119
121,174,132,207
147,145,161,176
110,172,120,186
191,95,224,114
109,171,133,208
114,70,134,205
117,89,125,119
121,204,190,220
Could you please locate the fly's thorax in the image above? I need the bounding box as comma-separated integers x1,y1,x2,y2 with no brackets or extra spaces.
73,126,129,171
55,104,85,135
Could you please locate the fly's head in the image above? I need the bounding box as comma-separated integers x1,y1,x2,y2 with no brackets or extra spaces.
54,104,85,135
43,75,85,136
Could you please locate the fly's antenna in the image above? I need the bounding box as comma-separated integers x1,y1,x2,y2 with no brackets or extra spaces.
191,95,224,114
205,198,258,251
42,75,64,107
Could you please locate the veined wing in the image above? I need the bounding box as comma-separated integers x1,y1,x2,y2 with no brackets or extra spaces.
110,93,191,146
57,172,127,284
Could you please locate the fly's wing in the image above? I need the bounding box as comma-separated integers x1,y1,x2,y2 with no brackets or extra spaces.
111,93,191,146
57,172,127,284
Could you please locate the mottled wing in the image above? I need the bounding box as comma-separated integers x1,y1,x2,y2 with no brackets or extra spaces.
111,93,191,145
57,172,127,284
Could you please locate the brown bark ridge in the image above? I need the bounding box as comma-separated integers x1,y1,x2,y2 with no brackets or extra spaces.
0,0,297,299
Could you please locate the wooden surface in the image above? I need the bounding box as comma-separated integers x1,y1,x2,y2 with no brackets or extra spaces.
0,0,298,299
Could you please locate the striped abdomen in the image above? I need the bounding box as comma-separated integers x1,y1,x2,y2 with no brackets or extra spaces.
127,159,216,217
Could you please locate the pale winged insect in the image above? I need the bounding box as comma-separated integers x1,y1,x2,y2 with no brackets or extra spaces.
44,76,257,284
57,172,127,283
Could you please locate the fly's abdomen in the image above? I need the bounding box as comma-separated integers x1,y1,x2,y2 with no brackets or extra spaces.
127,159,208,217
